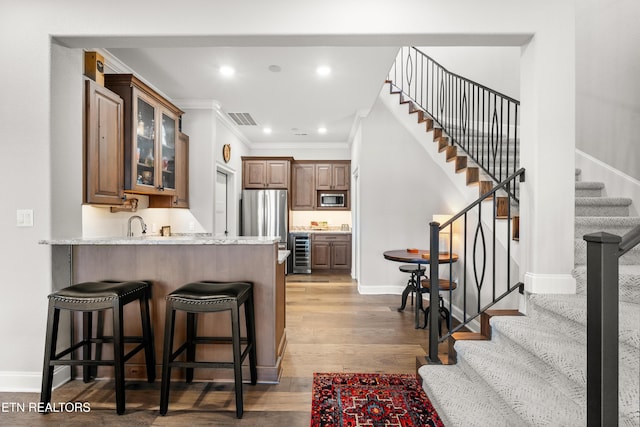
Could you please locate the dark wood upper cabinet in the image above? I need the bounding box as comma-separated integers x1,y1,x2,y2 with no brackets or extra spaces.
315,162,350,190
105,74,184,198
242,157,291,189
291,162,316,210
84,80,125,205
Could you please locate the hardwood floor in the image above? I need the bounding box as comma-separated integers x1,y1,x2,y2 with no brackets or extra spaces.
0,274,445,426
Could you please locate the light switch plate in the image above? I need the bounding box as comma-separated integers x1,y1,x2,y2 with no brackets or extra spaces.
17,209,34,227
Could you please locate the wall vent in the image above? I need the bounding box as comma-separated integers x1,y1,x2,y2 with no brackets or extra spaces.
228,112,257,126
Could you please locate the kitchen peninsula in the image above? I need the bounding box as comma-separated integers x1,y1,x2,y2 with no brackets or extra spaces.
42,235,288,384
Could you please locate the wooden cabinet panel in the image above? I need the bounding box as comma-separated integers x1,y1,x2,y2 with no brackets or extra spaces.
266,160,289,188
242,158,290,189
331,241,351,269
174,132,189,208
315,164,332,190
291,162,315,210
332,163,350,190
85,80,125,205
243,160,267,188
315,162,350,191
311,242,331,270
311,234,352,271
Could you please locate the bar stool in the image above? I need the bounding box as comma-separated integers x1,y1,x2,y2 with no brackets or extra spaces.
397,264,427,311
160,281,257,418
419,278,458,335
41,280,155,415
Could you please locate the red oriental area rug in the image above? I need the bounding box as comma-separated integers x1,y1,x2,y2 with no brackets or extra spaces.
310,372,444,427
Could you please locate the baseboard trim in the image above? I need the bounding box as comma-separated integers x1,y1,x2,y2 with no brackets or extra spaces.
524,272,576,294
0,366,70,393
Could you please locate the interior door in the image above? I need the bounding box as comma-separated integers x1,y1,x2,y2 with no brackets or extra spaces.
215,171,228,235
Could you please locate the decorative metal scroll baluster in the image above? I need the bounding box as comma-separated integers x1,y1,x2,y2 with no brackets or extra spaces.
472,214,487,313
426,168,525,363
387,46,521,201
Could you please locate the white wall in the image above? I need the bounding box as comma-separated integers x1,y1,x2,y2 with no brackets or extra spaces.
576,0,640,182
418,46,521,99
355,97,467,293
0,0,578,391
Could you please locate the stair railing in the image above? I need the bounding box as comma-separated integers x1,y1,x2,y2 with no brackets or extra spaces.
388,46,521,201
427,168,526,363
584,224,640,426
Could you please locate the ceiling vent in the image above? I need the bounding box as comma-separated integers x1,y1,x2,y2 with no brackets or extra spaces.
228,112,257,126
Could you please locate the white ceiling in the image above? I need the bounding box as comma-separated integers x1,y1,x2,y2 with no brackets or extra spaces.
106,46,400,145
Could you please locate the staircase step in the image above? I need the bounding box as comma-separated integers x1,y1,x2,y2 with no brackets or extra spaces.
445,145,457,162
466,167,479,185
419,364,522,426
437,137,449,152
490,316,585,390
575,238,640,265
527,293,640,420
454,155,467,172
454,335,585,426
575,197,632,217
575,181,605,197
575,216,640,238
573,265,640,304
528,293,640,352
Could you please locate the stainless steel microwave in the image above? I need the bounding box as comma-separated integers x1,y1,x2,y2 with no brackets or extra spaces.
319,193,346,207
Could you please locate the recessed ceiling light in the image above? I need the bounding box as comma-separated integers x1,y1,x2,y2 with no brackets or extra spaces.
219,65,235,77
318,127,327,134
268,65,282,73
316,66,331,77
263,127,272,134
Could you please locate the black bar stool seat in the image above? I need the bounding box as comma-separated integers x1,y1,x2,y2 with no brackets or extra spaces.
160,281,257,419
41,280,155,415
397,264,427,312
420,278,458,334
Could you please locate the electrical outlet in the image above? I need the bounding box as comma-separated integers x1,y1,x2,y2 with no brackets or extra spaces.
188,221,195,231
17,209,34,227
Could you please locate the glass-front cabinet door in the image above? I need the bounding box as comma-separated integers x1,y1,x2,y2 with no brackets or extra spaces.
135,96,156,190
160,111,176,192
130,89,177,195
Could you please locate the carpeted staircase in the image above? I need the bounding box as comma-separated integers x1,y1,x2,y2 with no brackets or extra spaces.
418,170,640,426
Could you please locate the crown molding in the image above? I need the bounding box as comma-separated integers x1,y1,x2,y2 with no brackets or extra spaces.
93,48,175,103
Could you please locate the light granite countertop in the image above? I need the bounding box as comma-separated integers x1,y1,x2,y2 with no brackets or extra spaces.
40,235,281,246
277,250,290,264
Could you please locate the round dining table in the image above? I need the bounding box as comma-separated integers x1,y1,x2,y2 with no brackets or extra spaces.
383,249,458,328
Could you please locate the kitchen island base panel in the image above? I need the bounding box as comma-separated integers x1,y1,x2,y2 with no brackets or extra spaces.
63,243,285,384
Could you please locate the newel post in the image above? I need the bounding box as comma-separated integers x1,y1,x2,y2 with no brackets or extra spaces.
428,221,441,364
584,232,620,427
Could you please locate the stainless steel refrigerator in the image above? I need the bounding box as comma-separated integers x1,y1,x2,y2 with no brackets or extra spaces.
241,189,288,249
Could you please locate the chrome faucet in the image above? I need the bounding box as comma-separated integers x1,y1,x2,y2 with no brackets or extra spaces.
127,215,147,237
